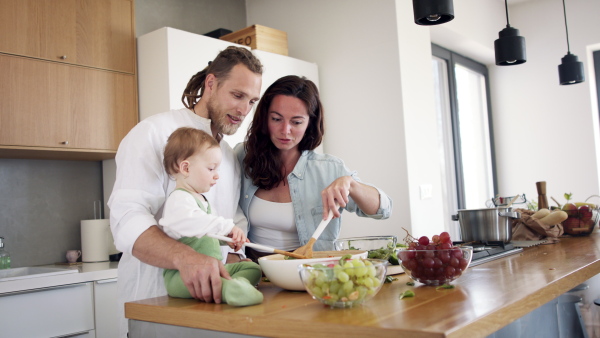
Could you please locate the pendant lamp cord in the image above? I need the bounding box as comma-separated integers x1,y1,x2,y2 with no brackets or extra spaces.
562,0,571,54
504,0,511,27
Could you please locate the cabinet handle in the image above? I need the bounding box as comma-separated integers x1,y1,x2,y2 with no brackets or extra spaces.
96,278,118,284
54,330,91,337
0,282,90,297
59,55,67,60
60,141,69,145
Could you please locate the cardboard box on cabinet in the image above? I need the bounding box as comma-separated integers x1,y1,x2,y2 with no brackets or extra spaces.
220,25,288,56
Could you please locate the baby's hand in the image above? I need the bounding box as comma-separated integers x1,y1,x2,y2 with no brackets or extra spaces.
227,226,248,251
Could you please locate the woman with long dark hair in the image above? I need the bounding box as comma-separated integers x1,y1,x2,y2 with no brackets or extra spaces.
234,75,392,261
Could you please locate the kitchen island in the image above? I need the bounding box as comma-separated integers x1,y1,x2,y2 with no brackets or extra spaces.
125,233,600,337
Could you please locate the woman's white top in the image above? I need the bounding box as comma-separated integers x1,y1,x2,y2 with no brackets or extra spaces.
248,196,300,251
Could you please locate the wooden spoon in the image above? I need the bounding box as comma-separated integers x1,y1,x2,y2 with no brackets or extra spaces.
506,195,520,208
206,234,308,259
291,208,335,259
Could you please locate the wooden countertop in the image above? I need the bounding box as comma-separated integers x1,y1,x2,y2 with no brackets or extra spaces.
125,233,600,337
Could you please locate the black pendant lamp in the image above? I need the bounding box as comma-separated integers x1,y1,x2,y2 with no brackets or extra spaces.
558,0,584,85
494,0,526,65
413,0,454,26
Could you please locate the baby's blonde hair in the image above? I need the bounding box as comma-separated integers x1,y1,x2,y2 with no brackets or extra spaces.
163,127,219,176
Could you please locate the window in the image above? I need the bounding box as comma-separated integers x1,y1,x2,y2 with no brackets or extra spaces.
432,45,497,237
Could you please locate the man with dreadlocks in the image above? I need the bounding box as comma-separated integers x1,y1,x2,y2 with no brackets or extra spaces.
108,46,262,337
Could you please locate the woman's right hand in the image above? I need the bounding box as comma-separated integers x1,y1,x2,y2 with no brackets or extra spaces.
321,176,353,219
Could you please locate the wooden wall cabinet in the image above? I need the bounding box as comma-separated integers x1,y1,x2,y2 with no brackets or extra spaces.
0,0,137,161
0,0,135,73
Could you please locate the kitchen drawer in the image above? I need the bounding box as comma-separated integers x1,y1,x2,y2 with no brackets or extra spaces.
94,278,119,338
0,282,95,338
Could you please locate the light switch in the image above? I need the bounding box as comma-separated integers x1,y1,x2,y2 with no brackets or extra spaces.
420,184,432,200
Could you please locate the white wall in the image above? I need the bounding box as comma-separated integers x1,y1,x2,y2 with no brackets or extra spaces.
490,0,600,206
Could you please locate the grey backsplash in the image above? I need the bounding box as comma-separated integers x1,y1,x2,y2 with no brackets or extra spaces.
0,159,103,267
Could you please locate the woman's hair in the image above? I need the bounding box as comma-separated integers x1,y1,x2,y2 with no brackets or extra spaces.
181,46,263,109
163,127,219,176
243,75,324,190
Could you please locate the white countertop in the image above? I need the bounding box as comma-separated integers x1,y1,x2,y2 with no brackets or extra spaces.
0,261,118,295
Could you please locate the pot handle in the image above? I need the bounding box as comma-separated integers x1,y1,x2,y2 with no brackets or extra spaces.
499,211,521,219
451,214,459,221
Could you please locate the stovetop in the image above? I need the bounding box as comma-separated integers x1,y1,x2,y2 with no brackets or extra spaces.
454,241,524,267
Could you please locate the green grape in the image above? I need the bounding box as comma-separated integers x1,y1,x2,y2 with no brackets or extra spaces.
363,277,374,288
311,286,324,298
367,266,376,277
336,271,350,283
329,280,341,294
357,285,368,298
355,266,368,277
343,280,354,293
352,259,365,268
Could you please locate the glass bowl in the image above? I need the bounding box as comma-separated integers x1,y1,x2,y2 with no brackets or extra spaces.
333,236,397,260
398,246,473,286
298,258,387,308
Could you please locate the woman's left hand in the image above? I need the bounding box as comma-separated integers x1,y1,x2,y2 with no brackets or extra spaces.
321,176,353,219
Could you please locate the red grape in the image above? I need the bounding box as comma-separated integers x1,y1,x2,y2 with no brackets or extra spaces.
422,257,435,268
439,231,451,244
418,236,430,246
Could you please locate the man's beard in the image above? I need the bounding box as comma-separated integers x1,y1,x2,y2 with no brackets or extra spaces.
207,99,243,136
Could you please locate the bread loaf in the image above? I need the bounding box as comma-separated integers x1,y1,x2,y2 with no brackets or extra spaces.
532,208,551,219
540,210,568,225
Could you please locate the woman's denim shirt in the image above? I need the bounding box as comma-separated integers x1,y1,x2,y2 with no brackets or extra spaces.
235,144,393,251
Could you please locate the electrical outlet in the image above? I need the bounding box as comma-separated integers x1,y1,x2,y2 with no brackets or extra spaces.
420,184,432,200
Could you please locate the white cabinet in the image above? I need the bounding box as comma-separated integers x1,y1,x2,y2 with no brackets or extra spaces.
94,278,119,338
0,282,95,338
136,27,320,149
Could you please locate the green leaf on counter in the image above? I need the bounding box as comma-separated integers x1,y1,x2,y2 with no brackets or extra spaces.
399,290,415,299
385,276,398,283
406,281,415,286
436,284,455,290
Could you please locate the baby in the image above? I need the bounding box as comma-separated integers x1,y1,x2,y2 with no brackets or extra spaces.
159,127,263,306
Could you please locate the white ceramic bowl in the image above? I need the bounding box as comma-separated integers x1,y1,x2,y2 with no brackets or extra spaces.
258,250,367,291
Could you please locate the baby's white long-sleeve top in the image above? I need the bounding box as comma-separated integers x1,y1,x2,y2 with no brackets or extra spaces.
159,189,235,239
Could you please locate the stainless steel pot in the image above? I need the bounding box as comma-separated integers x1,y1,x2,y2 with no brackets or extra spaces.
451,207,521,243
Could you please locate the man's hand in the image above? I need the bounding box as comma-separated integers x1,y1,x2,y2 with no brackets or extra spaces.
176,252,231,303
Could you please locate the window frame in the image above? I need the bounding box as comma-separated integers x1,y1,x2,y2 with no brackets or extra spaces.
432,44,498,210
